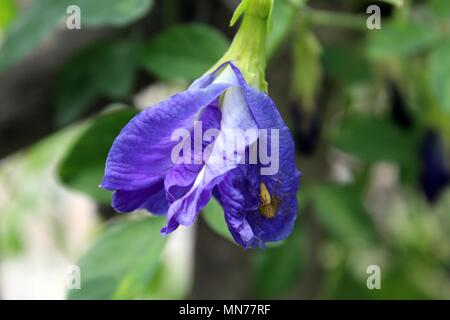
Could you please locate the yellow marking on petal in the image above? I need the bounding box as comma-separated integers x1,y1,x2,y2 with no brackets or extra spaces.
260,182,271,204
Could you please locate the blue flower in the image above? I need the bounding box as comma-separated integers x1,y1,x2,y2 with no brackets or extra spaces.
101,0,301,248
101,63,301,248
420,130,450,203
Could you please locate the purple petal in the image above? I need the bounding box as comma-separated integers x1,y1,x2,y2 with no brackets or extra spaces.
164,103,222,203
218,164,299,248
162,65,259,234
112,179,168,214
231,63,300,195
189,62,233,90
217,64,301,247
101,81,233,192
215,165,261,248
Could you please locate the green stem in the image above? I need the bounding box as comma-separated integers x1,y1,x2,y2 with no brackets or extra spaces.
377,0,404,7
213,0,272,92
225,12,268,90
304,7,368,31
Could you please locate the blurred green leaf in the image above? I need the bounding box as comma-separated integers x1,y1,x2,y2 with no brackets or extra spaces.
367,21,438,60
58,109,138,204
311,184,376,246
56,39,139,125
325,258,435,299
68,217,166,299
0,0,153,71
430,0,450,18
252,224,306,298
429,40,450,115
378,262,435,299
323,44,371,85
141,23,229,81
75,0,153,27
0,0,69,71
0,0,17,30
323,264,379,299
292,25,322,110
334,115,418,166
0,124,88,259
202,197,234,243
267,0,298,57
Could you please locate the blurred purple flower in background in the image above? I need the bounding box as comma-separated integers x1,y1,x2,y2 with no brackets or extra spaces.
420,130,450,203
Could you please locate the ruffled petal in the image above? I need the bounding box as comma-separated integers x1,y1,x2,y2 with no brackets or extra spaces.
164,103,222,203
101,78,234,192
218,164,299,248
215,165,261,248
162,65,259,234
230,63,300,197
102,60,301,247
217,64,301,247
112,180,168,214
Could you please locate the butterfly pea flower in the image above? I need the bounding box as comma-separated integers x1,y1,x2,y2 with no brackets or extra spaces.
420,130,450,203
101,0,301,248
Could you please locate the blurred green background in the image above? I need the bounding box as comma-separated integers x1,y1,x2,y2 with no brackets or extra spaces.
1,0,450,299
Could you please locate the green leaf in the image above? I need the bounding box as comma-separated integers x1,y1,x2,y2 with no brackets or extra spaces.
323,44,371,85
367,21,439,60
334,115,418,166
291,25,322,110
429,40,450,115
58,109,138,204
229,0,248,27
431,0,450,18
311,184,376,246
0,0,70,71
140,23,229,81
0,0,17,30
202,197,234,243
67,217,166,299
267,0,298,57
0,124,88,259
56,39,139,125
75,0,153,27
0,0,153,71
324,257,436,299
252,224,306,298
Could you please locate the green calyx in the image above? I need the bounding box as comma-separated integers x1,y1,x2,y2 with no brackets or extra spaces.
212,0,273,92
